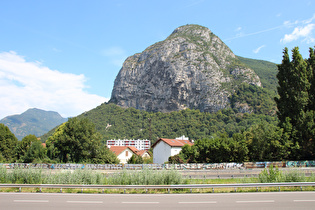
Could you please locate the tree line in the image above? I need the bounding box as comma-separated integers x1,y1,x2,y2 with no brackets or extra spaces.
0,118,120,164
170,47,315,163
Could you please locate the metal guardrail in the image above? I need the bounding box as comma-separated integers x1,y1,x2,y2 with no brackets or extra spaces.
1,182,315,193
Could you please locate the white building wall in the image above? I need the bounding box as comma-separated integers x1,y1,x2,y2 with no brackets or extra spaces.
171,146,182,157
117,148,134,164
107,139,151,150
153,141,172,164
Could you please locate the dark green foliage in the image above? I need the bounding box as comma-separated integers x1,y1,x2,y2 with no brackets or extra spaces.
168,154,185,164
275,47,315,159
237,56,278,94
308,48,315,110
245,122,293,161
0,124,18,162
22,140,46,163
75,103,278,144
184,134,249,163
127,154,144,164
15,134,38,161
46,118,119,163
230,83,276,115
177,122,293,163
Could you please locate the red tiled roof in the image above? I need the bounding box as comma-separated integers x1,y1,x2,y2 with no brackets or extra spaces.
108,146,138,156
136,150,150,157
128,146,139,154
152,138,194,148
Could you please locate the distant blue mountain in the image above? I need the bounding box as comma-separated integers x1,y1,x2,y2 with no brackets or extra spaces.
0,108,68,140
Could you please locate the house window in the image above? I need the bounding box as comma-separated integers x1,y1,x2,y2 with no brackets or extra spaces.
126,151,128,156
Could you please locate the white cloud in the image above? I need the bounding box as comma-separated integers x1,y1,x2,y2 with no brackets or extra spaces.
281,14,315,44
235,27,242,32
0,51,108,119
281,23,315,44
253,45,266,54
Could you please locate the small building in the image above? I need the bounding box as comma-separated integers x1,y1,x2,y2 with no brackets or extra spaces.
152,137,194,164
108,146,138,164
135,150,151,159
108,146,151,163
106,139,151,150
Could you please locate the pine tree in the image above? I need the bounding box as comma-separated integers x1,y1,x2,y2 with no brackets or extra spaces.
276,47,314,159
308,47,315,110
275,48,293,126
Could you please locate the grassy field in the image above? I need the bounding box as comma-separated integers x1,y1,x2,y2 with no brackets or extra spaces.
0,166,315,194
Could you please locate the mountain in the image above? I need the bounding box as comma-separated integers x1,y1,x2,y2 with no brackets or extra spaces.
41,24,279,142
110,24,262,113
0,108,68,140
237,56,278,94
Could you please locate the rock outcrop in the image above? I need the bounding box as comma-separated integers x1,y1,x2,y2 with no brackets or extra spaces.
110,24,261,113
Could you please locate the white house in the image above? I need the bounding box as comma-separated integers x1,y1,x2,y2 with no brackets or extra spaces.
108,146,138,164
152,138,194,164
108,146,151,163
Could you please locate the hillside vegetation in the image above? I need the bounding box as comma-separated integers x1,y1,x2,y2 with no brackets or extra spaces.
41,57,278,143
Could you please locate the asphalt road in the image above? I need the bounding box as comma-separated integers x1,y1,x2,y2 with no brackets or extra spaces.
1,192,315,210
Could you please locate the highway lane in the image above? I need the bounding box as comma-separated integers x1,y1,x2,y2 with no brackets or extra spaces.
1,191,315,210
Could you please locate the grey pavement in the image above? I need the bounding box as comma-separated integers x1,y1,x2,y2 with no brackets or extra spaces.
1,191,315,210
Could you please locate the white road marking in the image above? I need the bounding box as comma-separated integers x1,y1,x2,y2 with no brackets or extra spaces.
67,201,103,204
236,200,274,203
179,201,217,204
122,202,160,204
294,200,315,202
14,200,49,203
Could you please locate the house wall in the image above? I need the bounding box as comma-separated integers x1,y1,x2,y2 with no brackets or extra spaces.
153,141,172,164
171,146,182,157
117,148,134,164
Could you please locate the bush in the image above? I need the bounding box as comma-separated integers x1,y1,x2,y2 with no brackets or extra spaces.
259,165,283,183
108,169,183,185
6,167,42,184
259,165,306,183
43,169,105,185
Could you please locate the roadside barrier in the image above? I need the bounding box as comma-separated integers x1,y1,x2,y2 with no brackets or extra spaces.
1,182,315,193
1,161,315,170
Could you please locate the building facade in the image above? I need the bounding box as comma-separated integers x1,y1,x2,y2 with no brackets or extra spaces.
152,138,194,164
106,139,151,151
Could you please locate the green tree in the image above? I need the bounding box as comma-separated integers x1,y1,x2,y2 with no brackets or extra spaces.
46,118,116,163
275,47,314,159
179,144,198,163
307,47,315,110
246,122,292,161
127,154,144,164
91,145,119,164
168,154,184,164
22,140,46,163
15,134,38,161
275,47,293,125
0,124,18,162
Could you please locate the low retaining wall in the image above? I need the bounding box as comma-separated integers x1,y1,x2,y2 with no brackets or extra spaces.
1,160,315,170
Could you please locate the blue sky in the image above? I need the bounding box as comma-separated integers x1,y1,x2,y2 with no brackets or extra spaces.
0,0,315,119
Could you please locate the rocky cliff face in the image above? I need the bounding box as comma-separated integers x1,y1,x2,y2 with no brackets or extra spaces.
110,24,261,113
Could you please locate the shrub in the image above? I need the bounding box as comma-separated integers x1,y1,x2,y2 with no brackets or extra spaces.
259,165,306,183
